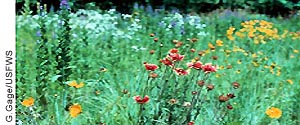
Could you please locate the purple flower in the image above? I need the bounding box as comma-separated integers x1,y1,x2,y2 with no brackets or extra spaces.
171,9,179,14
146,4,153,14
36,30,42,37
139,5,145,10
171,21,176,27
158,21,165,27
60,0,70,9
180,26,185,35
133,2,139,10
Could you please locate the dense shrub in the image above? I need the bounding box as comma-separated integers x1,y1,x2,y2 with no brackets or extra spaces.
16,0,300,16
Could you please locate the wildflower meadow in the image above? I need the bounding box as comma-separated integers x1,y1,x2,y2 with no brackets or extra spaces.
16,0,300,125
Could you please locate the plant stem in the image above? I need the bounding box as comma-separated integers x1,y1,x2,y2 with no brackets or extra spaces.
138,104,144,125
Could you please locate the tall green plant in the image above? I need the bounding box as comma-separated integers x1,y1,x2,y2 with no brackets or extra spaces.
56,0,72,83
36,2,50,110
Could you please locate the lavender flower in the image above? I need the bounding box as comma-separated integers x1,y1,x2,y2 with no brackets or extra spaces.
146,4,153,14
171,21,176,27
60,0,70,9
180,26,185,35
133,2,139,10
36,30,42,37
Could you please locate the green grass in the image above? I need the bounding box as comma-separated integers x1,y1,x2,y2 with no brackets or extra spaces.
16,8,300,125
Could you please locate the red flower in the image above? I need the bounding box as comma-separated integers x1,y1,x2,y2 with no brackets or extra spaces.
227,93,236,99
201,63,217,73
187,121,194,125
133,95,150,104
227,104,233,110
168,53,184,62
187,61,203,70
169,48,178,53
144,63,158,71
160,58,174,67
174,68,189,75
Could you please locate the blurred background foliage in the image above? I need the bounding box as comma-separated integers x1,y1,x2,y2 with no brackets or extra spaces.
16,0,300,16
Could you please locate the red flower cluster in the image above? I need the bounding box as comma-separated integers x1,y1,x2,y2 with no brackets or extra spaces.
144,63,159,71
168,48,185,62
187,61,203,70
201,63,217,73
133,95,150,104
174,68,189,76
160,58,174,67
168,53,184,62
160,48,185,67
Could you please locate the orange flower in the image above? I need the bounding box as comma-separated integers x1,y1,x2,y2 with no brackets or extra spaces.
21,97,34,107
266,107,282,119
68,80,84,88
69,104,82,118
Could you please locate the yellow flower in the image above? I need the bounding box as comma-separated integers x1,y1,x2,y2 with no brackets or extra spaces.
226,27,235,41
252,61,259,67
290,55,295,58
294,50,299,53
264,65,269,69
68,81,84,88
265,107,282,119
68,80,77,87
258,51,264,55
21,97,34,107
276,70,281,76
218,65,225,70
254,39,260,44
208,43,215,50
237,60,242,64
252,53,258,58
287,79,293,84
216,40,223,46
69,104,82,118
235,31,245,38
75,82,84,88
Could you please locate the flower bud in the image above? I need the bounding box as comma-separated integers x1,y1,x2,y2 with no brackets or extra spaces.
206,84,214,91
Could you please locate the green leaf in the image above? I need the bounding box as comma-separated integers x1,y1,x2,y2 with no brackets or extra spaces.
51,75,62,82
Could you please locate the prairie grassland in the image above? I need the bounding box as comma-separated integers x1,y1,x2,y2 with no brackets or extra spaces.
16,8,300,125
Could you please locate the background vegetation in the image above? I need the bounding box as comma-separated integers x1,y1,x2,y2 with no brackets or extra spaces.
16,0,300,16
